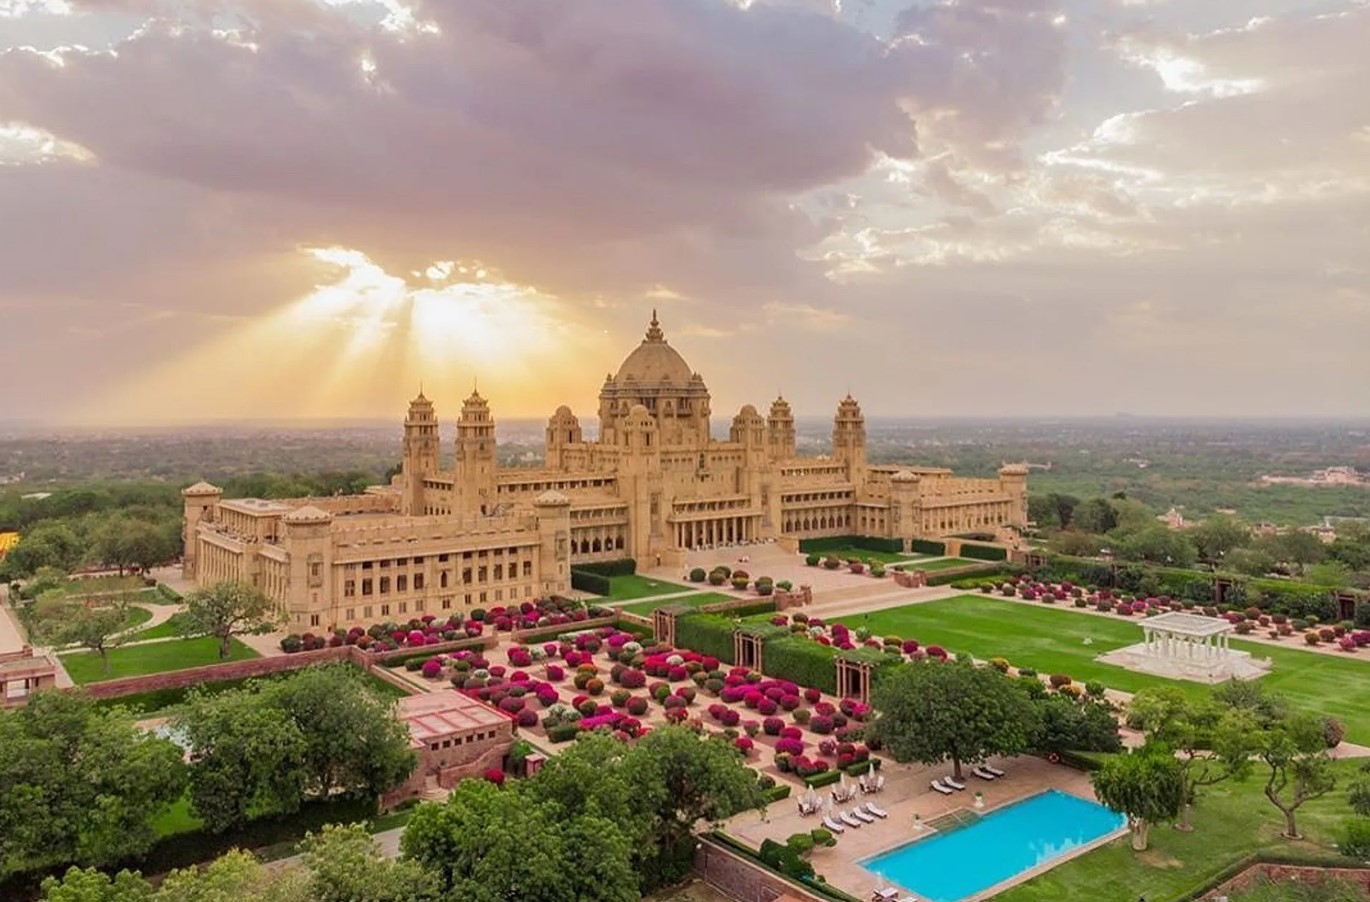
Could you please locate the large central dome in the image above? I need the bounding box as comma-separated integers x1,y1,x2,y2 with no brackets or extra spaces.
614,310,695,386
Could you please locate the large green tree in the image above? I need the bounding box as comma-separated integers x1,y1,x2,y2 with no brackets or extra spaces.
32,594,134,676
265,665,416,800
41,850,311,902
1260,531,1326,577
870,660,1040,781
177,581,281,659
301,823,439,902
1115,524,1198,568
1257,711,1337,839
1128,687,1258,831
0,523,84,579
1189,515,1252,566
1091,746,1185,851
1030,694,1121,756
175,689,308,833
0,692,187,879
1073,498,1119,535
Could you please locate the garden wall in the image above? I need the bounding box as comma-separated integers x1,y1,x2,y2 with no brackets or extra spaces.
1198,863,1370,900
695,836,857,902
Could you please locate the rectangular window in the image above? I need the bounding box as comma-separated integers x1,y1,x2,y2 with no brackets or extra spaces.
309,613,320,627
522,561,532,578
493,564,503,580
397,575,408,592
440,571,449,588
461,568,472,584
381,604,391,616
399,602,407,614
464,594,472,605
363,605,373,618
430,743,439,752
379,576,391,594
414,556,424,565
344,580,356,597
346,607,355,621
479,591,487,603
494,589,503,602
414,573,425,590
438,553,449,562
362,578,373,596
442,597,452,610
478,566,488,582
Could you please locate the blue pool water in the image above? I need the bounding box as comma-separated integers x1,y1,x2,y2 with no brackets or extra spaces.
862,790,1125,902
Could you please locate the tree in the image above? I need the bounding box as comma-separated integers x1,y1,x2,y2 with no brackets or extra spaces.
155,849,311,902
1115,524,1198,568
1306,561,1352,588
1128,687,1258,831
621,727,766,888
301,823,439,902
1346,761,1370,817
1047,493,1080,530
1031,694,1121,757
266,665,416,800
0,523,84,579
175,689,308,833
1260,531,1326,577
1048,530,1104,558
39,867,153,902
32,594,133,676
0,692,187,879
870,660,1040,781
178,581,281,659
1257,712,1337,839
1091,747,1185,851
1073,498,1119,535
1189,516,1252,565
1225,546,1276,577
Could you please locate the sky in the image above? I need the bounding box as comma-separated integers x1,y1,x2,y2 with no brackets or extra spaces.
0,0,1366,425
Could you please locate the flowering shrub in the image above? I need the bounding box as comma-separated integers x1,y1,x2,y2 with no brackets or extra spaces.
763,717,784,736
517,709,538,728
421,659,443,679
743,719,760,737
793,708,812,726
619,668,647,689
775,737,805,756
818,739,837,757
626,697,649,716
803,687,822,704
758,698,778,716
721,709,740,727
735,737,754,755
484,768,506,786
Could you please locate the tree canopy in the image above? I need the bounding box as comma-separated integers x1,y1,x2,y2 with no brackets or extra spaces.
1091,746,1185,851
177,581,281,659
870,660,1040,781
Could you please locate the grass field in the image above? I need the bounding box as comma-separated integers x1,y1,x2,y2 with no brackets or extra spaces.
128,611,192,641
894,557,982,572
997,758,1360,902
60,574,149,595
99,663,410,715
860,596,1370,743
61,636,260,684
620,592,736,616
600,574,694,601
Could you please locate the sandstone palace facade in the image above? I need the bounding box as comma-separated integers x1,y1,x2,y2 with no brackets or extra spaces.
183,314,1028,629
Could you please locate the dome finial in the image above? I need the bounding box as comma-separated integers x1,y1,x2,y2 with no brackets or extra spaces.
645,309,664,343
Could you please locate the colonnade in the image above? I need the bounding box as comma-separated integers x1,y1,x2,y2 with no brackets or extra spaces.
675,516,755,549
1141,627,1232,660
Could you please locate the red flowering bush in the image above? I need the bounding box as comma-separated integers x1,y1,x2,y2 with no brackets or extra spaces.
763,717,784,736
758,698,778,716
664,708,688,724
620,669,647,689
775,737,805,756
781,726,802,740
626,697,649,716
484,768,505,786
817,738,837,757
735,736,754,755
720,709,740,727
779,694,801,711
810,715,835,734
545,664,565,682
803,687,822,704
421,659,443,679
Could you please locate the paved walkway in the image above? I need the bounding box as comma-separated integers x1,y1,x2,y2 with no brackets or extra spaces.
0,584,27,654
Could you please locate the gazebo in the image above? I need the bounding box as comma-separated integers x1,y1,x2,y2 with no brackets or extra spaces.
1140,611,1235,662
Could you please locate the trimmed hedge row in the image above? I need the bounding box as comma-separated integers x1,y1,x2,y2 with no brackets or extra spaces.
154,583,182,603
960,542,1008,562
571,558,637,577
798,535,903,554
701,599,779,618
570,569,611,595
924,564,1007,586
763,635,838,695
804,770,842,788
911,538,946,555
675,613,737,665
762,784,792,803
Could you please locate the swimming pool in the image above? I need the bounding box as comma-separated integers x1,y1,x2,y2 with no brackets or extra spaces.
862,789,1125,902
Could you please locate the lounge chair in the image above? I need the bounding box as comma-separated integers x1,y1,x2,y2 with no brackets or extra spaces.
944,776,967,791
930,780,954,795
863,802,889,818
822,815,846,834
985,764,1006,777
839,810,864,828
972,766,997,781
851,807,876,823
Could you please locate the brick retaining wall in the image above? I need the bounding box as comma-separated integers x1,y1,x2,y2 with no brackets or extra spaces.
694,837,844,902
1201,864,1370,899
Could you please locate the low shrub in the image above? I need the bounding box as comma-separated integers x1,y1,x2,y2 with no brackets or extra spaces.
803,769,842,788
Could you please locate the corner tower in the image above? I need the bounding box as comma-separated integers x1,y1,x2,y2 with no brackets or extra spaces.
832,394,867,481
401,389,439,515
767,395,796,461
456,388,497,515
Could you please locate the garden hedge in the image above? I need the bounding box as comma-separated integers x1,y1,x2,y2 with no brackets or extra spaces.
763,635,838,695
701,599,778,618
154,583,183,603
959,543,1008,562
572,558,637,577
803,770,842,788
924,564,1005,586
569,569,612,595
911,538,946,555
798,535,903,554
675,613,737,665
762,784,792,803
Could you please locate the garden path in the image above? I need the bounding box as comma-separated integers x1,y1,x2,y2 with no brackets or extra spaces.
0,584,25,653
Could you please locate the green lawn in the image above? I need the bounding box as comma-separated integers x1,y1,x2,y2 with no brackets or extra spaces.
861,596,1370,743
60,574,149,595
119,605,153,632
996,758,1361,902
128,611,192,641
599,574,694,601
60,636,260,684
151,793,204,837
894,557,983,572
620,592,736,617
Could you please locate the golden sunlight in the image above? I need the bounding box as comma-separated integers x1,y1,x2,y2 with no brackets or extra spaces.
80,248,612,424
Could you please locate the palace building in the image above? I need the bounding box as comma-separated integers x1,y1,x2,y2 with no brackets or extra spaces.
183,313,1027,629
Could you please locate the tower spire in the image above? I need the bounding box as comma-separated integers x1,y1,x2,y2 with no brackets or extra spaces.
645,309,664,342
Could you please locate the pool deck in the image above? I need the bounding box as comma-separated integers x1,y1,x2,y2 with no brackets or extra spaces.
724,754,1108,902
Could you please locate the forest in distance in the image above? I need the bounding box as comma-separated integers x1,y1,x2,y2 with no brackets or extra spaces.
1,416,1368,531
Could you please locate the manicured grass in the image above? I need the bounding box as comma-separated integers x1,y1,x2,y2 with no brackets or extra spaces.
119,605,153,632
101,663,410,715
894,557,981,572
806,546,914,564
620,592,737,617
128,611,192,641
860,596,1370,743
60,636,260,684
996,758,1362,902
61,574,149,595
151,793,204,837
600,574,694,601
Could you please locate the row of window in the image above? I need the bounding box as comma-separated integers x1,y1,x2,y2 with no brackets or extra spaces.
354,548,524,571
429,730,498,752
344,560,534,597
340,586,534,623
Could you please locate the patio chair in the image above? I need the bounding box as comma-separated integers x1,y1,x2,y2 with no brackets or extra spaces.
874,774,886,792
930,779,954,795
851,807,876,824
863,802,889,819
973,766,997,781
839,810,864,828
944,776,967,791
822,815,846,834
985,764,1006,777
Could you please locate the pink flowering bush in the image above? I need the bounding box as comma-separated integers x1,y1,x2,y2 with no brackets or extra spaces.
763,717,784,736
421,659,443,679
803,687,822,704
484,768,505,786
810,715,834,734
775,737,805,756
